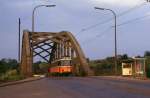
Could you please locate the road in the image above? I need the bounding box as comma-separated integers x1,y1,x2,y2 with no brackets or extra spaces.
0,77,150,98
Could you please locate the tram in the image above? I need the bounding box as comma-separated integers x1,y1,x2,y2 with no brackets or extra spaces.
48,57,73,76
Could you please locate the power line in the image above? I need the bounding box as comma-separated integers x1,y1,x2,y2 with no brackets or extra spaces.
117,2,146,17
75,18,113,37
81,14,150,45
76,1,147,37
116,14,150,27
81,27,112,45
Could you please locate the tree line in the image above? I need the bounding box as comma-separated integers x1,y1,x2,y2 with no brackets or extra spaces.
0,51,150,80
89,51,150,78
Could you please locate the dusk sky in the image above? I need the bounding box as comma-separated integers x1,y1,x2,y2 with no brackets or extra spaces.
0,0,150,60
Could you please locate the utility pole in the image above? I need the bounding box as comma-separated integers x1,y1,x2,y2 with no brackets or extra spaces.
18,18,21,62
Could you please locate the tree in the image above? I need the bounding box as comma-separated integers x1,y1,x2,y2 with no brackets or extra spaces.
0,60,8,75
121,54,128,59
144,51,150,57
33,61,49,74
0,58,18,75
33,61,41,74
144,51,150,78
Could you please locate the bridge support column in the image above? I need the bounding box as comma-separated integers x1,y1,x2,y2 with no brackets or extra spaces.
20,31,33,77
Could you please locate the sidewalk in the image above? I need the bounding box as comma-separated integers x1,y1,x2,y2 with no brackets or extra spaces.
0,76,44,87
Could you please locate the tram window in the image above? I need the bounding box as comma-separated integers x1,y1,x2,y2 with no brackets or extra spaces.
61,60,71,66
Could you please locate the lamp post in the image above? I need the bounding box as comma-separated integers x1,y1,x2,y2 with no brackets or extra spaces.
94,7,117,75
32,5,56,32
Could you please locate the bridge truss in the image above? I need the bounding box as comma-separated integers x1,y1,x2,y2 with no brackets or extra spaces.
20,30,93,77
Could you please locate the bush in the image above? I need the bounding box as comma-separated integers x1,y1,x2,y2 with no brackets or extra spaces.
0,69,24,82
145,56,150,78
0,58,19,76
146,65,150,78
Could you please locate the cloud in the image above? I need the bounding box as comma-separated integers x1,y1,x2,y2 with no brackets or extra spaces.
2,0,47,8
92,0,144,7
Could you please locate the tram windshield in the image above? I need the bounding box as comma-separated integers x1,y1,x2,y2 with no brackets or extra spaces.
61,60,71,66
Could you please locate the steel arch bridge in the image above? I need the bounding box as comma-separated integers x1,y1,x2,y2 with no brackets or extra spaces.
20,30,93,77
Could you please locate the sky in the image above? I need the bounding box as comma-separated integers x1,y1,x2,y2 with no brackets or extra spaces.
0,0,150,60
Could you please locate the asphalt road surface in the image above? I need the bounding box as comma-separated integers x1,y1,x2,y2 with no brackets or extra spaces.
0,77,150,98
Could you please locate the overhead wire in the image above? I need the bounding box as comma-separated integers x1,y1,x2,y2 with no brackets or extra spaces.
116,14,150,27
81,13,150,45
75,1,147,37
81,27,112,45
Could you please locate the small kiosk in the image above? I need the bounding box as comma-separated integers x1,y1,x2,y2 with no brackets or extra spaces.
122,57,146,78
122,61,133,76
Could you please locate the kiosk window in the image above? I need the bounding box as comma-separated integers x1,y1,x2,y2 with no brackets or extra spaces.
123,64,131,68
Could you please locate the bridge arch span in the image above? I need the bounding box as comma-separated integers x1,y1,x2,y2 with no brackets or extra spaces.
20,30,93,77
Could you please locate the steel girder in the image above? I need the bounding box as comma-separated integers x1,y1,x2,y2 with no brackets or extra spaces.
20,30,93,77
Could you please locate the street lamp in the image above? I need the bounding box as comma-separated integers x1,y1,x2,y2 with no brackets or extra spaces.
32,5,56,32
94,7,117,75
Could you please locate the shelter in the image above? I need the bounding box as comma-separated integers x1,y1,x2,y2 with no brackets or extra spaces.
122,57,146,78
